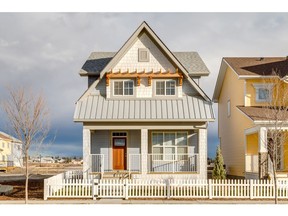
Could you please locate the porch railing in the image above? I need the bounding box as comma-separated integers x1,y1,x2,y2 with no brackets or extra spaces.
90,154,104,175
147,154,199,173
245,154,258,173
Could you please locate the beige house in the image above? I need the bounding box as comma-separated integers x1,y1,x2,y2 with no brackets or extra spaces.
213,57,288,179
74,22,214,179
0,131,22,171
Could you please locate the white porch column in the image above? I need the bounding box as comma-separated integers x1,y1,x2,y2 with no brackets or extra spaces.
259,127,268,153
198,129,207,179
141,129,148,174
83,128,91,176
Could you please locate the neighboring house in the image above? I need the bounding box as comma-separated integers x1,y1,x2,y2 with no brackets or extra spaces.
213,57,288,179
0,131,22,169
74,22,214,179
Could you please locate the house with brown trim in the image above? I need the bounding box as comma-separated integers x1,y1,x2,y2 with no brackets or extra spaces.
74,22,214,179
213,57,288,179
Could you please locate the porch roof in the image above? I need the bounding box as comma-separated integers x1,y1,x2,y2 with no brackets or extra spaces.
74,95,214,122
237,106,288,122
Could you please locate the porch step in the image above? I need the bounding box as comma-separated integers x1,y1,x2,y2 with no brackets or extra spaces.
103,171,130,180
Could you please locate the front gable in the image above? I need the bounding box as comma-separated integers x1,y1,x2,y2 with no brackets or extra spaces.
74,22,214,122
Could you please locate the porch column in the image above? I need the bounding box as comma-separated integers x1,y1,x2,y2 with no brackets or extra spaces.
141,129,148,174
83,128,91,177
258,127,268,179
198,129,207,179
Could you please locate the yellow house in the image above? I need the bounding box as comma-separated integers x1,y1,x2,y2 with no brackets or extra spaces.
0,131,22,171
213,57,288,179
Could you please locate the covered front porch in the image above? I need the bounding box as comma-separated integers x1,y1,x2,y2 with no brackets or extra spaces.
82,123,207,179
245,126,288,179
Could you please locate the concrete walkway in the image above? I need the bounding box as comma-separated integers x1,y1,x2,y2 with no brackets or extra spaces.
1,199,288,204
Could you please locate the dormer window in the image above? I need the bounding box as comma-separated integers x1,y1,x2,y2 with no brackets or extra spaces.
138,48,149,62
155,80,176,96
253,83,274,103
113,80,134,96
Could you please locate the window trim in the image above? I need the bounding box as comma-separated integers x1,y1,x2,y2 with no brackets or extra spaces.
112,79,135,97
155,79,176,96
151,131,188,161
253,83,274,103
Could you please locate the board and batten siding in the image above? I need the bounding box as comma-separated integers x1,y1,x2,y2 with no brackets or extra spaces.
91,131,110,171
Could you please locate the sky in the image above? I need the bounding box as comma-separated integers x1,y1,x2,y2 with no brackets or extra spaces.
1,12,288,158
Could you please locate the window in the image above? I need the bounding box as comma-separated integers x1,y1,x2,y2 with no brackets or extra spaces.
138,48,149,62
227,100,231,117
155,80,176,96
253,83,273,102
113,80,134,96
152,132,188,161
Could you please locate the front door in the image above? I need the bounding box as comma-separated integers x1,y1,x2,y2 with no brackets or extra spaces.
113,137,126,170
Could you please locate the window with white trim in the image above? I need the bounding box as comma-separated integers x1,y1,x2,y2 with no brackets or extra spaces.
152,132,188,161
253,83,273,103
113,80,134,96
155,80,176,96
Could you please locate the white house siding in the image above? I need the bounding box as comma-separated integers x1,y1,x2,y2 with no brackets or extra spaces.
113,32,175,73
91,130,110,171
83,128,91,174
137,78,152,98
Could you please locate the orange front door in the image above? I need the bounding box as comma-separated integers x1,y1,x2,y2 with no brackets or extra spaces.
113,138,126,170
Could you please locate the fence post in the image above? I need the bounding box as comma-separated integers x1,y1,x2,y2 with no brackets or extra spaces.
124,179,129,200
93,179,99,200
250,179,253,200
167,179,170,199
208,179,212,199
43,179,48,200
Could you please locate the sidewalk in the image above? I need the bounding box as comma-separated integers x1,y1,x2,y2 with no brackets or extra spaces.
1,199,288,204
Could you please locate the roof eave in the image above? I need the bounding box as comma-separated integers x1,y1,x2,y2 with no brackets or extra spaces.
73,118,215,123
212,59,228,102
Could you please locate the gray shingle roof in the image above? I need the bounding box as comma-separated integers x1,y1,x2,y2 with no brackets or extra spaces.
80,52,209,76
74,95,214,122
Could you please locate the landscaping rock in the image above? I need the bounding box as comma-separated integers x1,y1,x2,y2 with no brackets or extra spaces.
0,184,13,195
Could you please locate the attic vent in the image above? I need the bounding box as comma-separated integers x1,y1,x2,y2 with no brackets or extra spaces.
138,48,149,62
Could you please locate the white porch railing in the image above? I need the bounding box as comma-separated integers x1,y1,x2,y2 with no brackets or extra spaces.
147,154,198,173
245,154,258,173
90,154,104,175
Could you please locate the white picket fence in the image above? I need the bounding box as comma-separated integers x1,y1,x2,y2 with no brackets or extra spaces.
44,171,288,200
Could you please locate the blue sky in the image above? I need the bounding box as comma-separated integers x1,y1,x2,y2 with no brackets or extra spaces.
1,13,288,158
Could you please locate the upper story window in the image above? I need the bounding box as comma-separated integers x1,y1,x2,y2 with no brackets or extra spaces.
253,83,273,103
113,80,134,96
138,48,149,62
155,80,176,96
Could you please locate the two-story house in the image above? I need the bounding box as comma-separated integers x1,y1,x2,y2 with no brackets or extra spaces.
74,22,214,179
0,131,22,171
213,57,288,179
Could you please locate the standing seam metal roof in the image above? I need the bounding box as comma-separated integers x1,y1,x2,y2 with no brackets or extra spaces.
74,95,214,121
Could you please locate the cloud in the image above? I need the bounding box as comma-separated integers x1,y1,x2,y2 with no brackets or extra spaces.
1,13,288,158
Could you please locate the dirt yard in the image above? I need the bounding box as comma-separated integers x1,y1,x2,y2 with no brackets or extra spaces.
0,163,82,200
